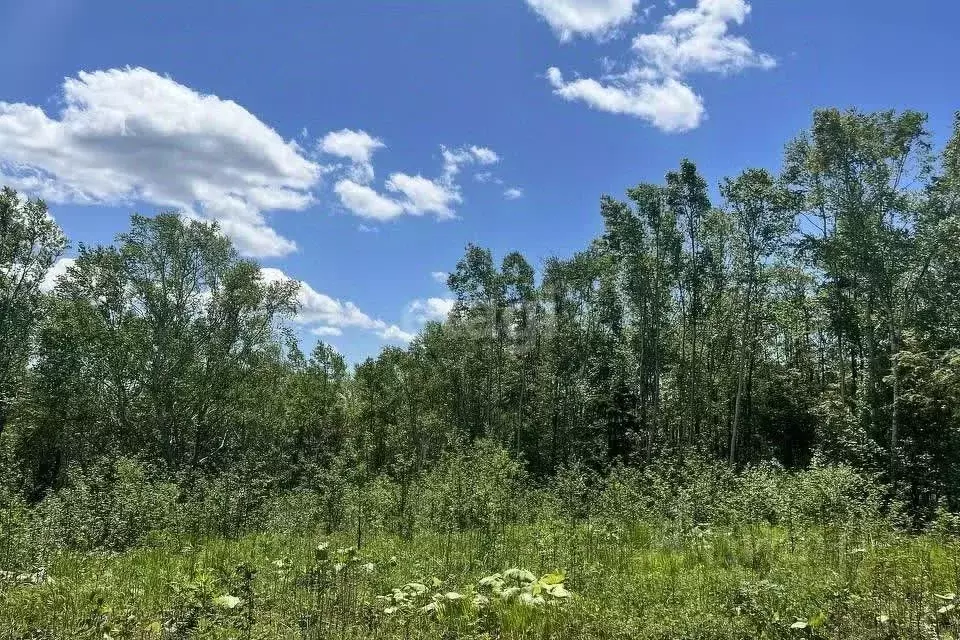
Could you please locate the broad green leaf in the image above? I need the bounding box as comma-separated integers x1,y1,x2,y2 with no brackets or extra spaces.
541,571,565,585
213,594,242,609
550,585,572,598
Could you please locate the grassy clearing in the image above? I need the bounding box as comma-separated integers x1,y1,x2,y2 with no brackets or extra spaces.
3,519,960,639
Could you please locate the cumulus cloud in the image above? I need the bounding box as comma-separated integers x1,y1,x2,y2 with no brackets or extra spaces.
319,128,384,165
0,67,321,256
504,187,525,200
334,179,404,220
261,267,413,342
40,257,76,292
525,0,645,40
386,173,461,219
547,68,703,132
541,0,774,132
328,141,497,222
632,0,775,76
408,297,455,324
318,128,384,184
431,271,449,284
379,325,416,342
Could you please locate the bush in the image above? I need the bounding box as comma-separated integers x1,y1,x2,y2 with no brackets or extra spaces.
590,456,887,530
415,440,528,533
35,457,179,552
592,455,739,527
1,442,894,564
0,486,36,569
779,463,886,527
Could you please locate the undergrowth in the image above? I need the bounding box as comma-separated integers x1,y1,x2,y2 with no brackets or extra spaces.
1,450,957,638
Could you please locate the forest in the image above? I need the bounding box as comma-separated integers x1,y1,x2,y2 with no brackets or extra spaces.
2,107,960,638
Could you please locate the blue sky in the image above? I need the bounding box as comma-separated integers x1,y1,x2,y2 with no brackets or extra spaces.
0,0,956,362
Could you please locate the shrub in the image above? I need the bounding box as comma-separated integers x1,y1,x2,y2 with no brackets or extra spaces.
415,440,528,533
35,457,179,552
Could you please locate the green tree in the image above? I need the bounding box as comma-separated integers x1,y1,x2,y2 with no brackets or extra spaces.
18,214,297,492
721,169,793,462
0,189,66,435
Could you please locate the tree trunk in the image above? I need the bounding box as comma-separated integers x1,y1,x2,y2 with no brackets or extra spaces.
730,273,755,464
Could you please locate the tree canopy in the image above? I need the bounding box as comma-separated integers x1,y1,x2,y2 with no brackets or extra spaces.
2,108,960,521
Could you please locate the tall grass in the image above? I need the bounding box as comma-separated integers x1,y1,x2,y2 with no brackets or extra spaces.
2,450,957,638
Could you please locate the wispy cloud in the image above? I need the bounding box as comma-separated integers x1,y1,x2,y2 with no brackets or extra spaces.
441,145,501,183
311,326,343,337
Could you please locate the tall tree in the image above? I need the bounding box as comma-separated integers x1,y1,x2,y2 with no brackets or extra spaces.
784,109,932,471
0,189,66,435
721,169,793,462
666,160,712,445
19,214,296,491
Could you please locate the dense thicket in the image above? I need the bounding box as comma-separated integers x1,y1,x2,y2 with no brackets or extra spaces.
2,108,960,535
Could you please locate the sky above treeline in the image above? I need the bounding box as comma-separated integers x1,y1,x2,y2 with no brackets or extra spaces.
0,0,956,363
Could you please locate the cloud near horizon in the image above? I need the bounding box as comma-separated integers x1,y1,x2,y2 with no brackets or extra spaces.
261,267,416,343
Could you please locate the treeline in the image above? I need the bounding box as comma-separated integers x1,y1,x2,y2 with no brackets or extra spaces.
2,108,960,528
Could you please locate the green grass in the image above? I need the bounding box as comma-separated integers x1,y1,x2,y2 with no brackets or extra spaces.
3,520,960,639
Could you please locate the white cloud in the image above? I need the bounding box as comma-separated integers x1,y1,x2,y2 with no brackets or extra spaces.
541,0,773,132
325,141,495,222
441,145,500,183
547,68,703,132
504,187,525,200
386,173,461,218
408,297,455,323
379,325,416,342
525,0,644,41
40,257,75,292
319,128,384,165
442,148,472,183
261,267,412,343
431,271,449,284
0,67,321,256
469,146,500,165
632,0,775,76
334,179,404,220
319,129,384,184
311,326,343,337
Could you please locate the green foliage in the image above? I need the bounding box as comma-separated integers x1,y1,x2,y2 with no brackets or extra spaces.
1,515,959,639
34,457,180,552
416,440,528,532
0,188,67,436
